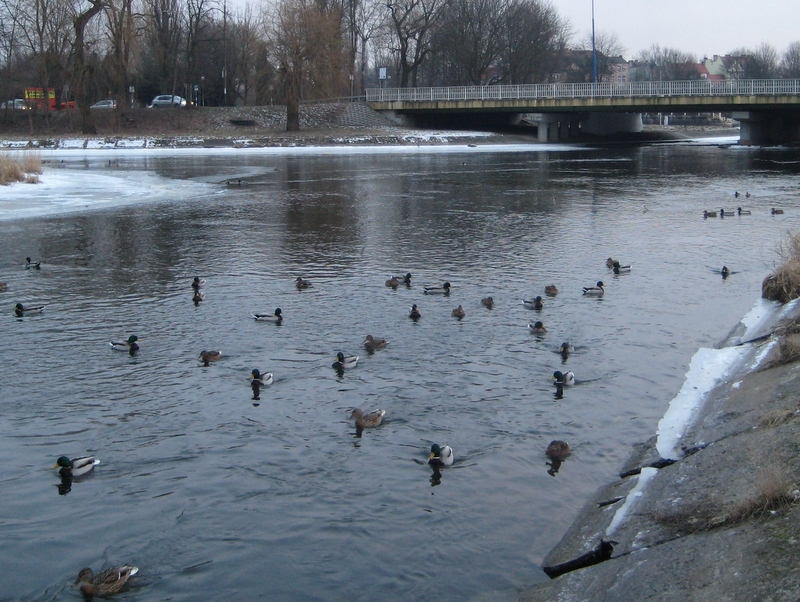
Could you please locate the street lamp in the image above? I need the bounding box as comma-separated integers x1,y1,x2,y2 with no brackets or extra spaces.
591,0,598,84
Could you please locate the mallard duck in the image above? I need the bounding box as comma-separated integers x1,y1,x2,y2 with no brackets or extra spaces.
553,370,575,386
110,335,139,354
402,273,412,285
737,207,751,215
605,257,615,268
428,443,454,467
544,285,559,296
703,209,718,218
451,305,465,319
424,281,451,295
75,566,138,598
14,302,45,317
582,281,604,296
0,282,6,292
25,257,41,269
522,296,543,309
253,308,282,322
350,407,385,428
295,277,312,289
721,266,730,279
199,350,222,366
54,456,99,477
481,296,494,308
612,261,631,274
192,291,205,305
332,351,358,370
250,368,273,386
558,342,574,355
191,277,205,289
409,304,421,320
745,191,751,198
719,208,735,217
363,334,387,350
772,208,784,215
545,440,571,460
385,276,400,288
529,321,547,334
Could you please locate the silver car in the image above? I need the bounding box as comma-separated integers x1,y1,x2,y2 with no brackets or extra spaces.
90,99,117,109
149,95,186,108
1,99,29,110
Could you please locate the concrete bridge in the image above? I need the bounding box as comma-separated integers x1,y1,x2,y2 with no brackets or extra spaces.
366,79,800,145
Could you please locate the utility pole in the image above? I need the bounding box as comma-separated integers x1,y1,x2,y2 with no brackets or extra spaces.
591,0,598,84
223,0,227,106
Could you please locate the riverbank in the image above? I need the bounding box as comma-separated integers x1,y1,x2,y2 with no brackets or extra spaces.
513,297,800,601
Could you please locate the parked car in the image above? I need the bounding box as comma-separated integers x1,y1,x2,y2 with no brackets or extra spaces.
90,99,117,110
0,99,29,110
149,95,186,108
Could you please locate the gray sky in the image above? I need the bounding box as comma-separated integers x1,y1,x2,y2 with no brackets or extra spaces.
557,0,800,60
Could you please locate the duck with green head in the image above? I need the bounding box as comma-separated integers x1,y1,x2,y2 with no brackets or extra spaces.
54,455,99,477
110,335,139,354
428,443,454,467
14,302,45,317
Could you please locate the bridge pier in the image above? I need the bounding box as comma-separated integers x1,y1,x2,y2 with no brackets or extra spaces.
582,112,643,136
734,111,800,145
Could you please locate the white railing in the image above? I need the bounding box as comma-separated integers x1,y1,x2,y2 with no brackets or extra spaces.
366,79,800,103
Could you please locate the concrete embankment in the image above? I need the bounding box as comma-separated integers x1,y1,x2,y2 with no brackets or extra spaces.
520,298,800,602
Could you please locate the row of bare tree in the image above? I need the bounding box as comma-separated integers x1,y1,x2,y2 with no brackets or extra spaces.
2,0,800,132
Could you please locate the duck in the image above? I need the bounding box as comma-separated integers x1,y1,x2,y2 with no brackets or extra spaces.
734,191,740,198
481,296,494,308
250,368,273,386
428,443,454,467
737,207,751,215
192,291,205,305
605,258,616,268
363,334,388,350
199,350,222,366
75,566,139,598
612,261,631,274
402,273,412,286
544,285,559,296
721,266,730,279
553,370,575,386
582,281,604,296
295,277,313,289
350,407,385,428
719,208,735,217
545,440,571,460
54,456,99,477
25,257,41,269
0,282,6,292
451,305,465,319
409,304,421,320
746,191,751,198
424,281,451,295
253,308,282,322
332,351,358,370
385,276,400,288
558,342,574,355
772,208,784,215
14,302,45,317
191,276,205,289
109,335,139,354
522,296,544,310
702,209,718,218
529,321,547,334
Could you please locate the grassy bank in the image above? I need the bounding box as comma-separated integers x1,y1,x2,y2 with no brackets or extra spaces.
0,152,41,185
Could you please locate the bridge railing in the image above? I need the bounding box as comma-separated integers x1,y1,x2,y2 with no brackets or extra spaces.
366,79,800,102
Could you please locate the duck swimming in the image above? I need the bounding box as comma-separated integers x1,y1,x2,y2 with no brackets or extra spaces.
385,276,400,288
409,304,421,320
350,407,385,428
605,258,616,268
553,370,575,386
192,291,205,305
402,273,412,285
54,456,99,477
75,566,139,598
428,443,454,467
703,210,718,218
25,257,41,269
451,305,465,319
199,350,222,366
424,282,451,295
544,285,559,296
721,266,730,279
481,296,494,308
191,277,206,289
363,334,388,350
558,342,574,355
295,277,313,289
529,321,547,334
14,302,45,317
612,261,631,274
772,208,784,215
582,281,604,296
250,368,273,386
719,208,735,217
110,335,139,355
522,296,544,309
737,207,751,215
545,440,571,460
333,352,358,370
253,308,282,322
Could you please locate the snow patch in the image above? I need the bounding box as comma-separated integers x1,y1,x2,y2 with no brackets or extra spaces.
606,468,658,536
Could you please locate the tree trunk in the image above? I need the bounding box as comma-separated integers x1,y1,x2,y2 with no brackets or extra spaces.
73,0,104,135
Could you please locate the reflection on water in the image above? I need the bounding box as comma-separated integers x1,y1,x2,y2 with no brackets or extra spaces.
1,143,799,601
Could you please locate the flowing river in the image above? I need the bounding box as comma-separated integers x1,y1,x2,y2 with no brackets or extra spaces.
1,138,799,601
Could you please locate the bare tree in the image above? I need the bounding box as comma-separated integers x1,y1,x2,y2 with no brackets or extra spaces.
781,41,800,78
72,0,105,133
729,43,779,79
570,30,623,82
227,3,260,104
385,0,448,87
633,45,698,81
140,0,184,100
103,0,138,107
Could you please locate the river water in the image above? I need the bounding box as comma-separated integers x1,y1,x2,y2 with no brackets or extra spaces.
2,139,799,601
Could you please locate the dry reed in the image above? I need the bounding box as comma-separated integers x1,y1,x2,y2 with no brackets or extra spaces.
0,152,42,185
763,232,800,303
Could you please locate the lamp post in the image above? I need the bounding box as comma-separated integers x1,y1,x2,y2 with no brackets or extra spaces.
591,0,598,84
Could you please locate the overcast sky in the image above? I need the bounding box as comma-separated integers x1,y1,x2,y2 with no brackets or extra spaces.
556,0,800,59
